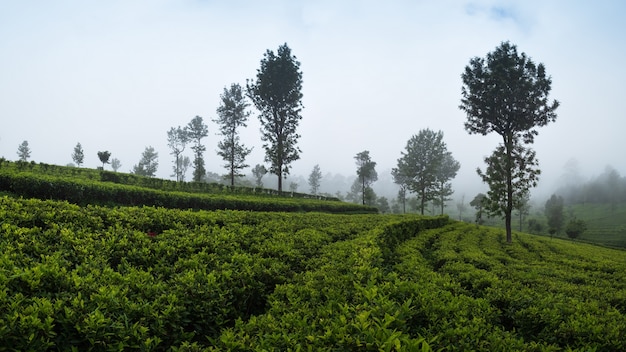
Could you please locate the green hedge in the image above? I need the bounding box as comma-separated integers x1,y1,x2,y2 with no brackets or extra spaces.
0,169,376,214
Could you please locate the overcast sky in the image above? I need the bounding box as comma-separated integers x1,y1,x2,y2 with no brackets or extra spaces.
1,0,625,197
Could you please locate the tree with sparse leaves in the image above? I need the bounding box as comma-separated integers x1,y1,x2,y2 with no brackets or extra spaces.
470,193,487,225
72,142,84,167
167,126,189,182
247,43,304,191
17,140,31,161
460,41,559,243
186,116,209,182
354,150,377,205
97,151,111,169
308,164,322,195
214,83,253,186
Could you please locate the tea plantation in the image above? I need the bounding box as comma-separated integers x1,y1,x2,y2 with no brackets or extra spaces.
1,163,626,350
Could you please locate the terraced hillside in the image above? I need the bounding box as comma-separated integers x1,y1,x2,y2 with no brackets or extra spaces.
1,195,625,350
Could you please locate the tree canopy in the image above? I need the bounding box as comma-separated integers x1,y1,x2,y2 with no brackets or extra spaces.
247,43,303,192
132,146,159,177
186,116,208,182
72,142,84,167
460,41,559,243
393,129,456,215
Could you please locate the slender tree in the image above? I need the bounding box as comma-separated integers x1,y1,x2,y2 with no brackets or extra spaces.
214,83,253,186
17,140,31,161
460,41,559,243
354,150,377,205
132,146,159,177
97,151,111,169
72,142,84,167
308,164,322,195
186,116,209,182
177,156,191,182
247,43,304,191
167,126,189,182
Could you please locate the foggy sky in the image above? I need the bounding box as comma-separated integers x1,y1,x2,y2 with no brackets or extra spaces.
1,0,625,199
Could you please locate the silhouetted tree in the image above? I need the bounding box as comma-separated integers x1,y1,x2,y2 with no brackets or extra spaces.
460,41,559,243
72,142,84,167
186,116,208,182
97,151,111,169
247,43,303,191
17,140,31,161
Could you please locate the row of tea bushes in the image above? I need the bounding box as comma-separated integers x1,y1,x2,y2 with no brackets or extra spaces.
0,170,376,213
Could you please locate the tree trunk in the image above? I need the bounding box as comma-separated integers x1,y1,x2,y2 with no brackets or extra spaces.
505,135,514,243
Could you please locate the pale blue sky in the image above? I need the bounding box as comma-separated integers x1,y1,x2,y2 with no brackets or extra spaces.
1,0,625,196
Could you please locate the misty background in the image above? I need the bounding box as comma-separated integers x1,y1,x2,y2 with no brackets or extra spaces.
1,1,625,208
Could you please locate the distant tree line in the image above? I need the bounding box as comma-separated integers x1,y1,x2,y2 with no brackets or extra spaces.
556,165,626,206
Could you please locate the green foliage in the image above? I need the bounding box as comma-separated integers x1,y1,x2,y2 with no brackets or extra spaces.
0,162,365,215
308,164,322,195
1,195,626,350
247,43,304,191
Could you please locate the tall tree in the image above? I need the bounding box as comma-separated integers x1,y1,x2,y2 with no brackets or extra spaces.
167,126,189,182
308,164,322,195
186,116,209,182
214,83,253,186
72,142,84,167
433,153,461,215
132,146,159,177
393,129,450,215
460,41,559,243
545,194,565,235
97,151,111,169
247,43,304,191
354,150,377,205
17,140,31,161
251,164,267,188
177,156,191,182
